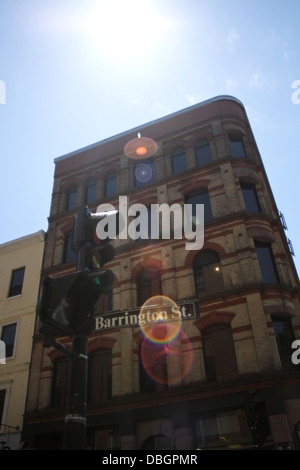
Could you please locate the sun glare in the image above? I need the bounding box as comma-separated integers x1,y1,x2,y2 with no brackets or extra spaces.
84,0,172,59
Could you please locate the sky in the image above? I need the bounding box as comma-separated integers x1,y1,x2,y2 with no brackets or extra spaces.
0,0,299,273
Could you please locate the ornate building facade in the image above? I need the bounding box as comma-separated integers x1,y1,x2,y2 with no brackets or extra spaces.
23,96,300,450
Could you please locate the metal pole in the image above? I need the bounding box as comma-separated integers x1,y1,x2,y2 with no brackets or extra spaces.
63,243,88,450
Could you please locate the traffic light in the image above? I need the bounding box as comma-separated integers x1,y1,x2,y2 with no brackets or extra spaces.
72,205,118,289
38,271,103,339
38,206,119,341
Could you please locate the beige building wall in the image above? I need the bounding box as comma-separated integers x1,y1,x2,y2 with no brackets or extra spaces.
0,230,45,449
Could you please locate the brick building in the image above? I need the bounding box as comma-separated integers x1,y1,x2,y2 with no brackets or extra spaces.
23,96,300,450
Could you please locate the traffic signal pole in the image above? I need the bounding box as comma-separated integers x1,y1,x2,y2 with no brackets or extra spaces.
63,244,88,450
37,206,117,450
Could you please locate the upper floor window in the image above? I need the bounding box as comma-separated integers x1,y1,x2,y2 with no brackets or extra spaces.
186,191,213,224
105,171,116,197
195,140,212,166
8,267,25,297
139,343,168,393
202,323,238,382
88,348,112,403
134,161,154,187
137,268,162,306
240,181,261,212
85,178,96,204
171,147,187,174
254,241,279,284
193,250,223,295
229,134,246,158
65,184,77,211
1,323,17,358
63,233,77,264
272,316,298,370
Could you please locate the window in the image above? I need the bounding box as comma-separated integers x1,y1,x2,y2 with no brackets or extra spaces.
140,343,168,393
229,134,246,158
105,171,116,197
85,178,96,204
66,185,77,210
8,267,25,297
51,357,69,408
186,191,213,224
63,233,77,264
272,316,298,370
88,349,112,403
255,241,279,284
193,250,223,295
171,147,187,174
240,181,260,212
137,268,162,306
1,323,17,358
202,323,238,382
195,140,212,166
134,161,154,187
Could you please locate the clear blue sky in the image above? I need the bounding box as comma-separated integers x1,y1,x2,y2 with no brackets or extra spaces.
0,0,299,273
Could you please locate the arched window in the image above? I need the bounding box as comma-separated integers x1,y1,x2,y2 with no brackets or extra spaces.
254,241,279,284
65,184,77,211
272,316,299,370
202,323,238,382
104,171,116,197
186,191,213,223
84,178,96,204
240,181,260,212
137,268,162,306
229,134,246,158
88,348,112,403
171,146,187,174
193,250,223,295
195,140,212,166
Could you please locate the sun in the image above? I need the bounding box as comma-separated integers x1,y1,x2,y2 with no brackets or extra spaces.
83,0,172,60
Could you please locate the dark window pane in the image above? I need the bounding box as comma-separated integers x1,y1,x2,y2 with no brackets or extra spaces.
202,324,238,382
8,267,25,297
134,161,154,187
105,171,116,197
229,136,246,158
255,241,279,283
88,349,112,403
193,251,223,295
186,191,212,223
195,142,212,166
63,234,77,264
241,181,260,212
137,269,161,306
272,316,297,370
1,323,17,357
172,149,187,174
51,357,69,408
85,179,96,203
66,185,77,210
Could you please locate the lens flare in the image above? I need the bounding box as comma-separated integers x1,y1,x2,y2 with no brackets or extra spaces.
140,330,193,385
138,296,182,344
